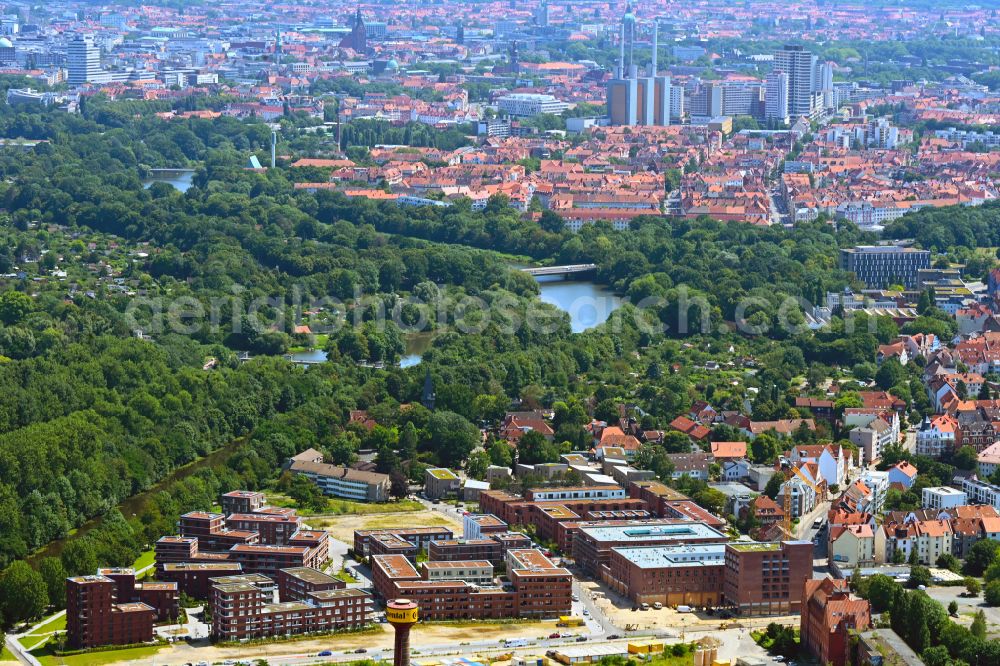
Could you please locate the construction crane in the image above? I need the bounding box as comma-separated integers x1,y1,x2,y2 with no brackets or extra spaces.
782,464,823,537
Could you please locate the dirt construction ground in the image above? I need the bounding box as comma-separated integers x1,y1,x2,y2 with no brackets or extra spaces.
123,620,561,666
308,509,464,546
580,580,798,633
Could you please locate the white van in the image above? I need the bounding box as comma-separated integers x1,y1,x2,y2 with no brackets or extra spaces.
652,602,663,610
677,605,692,613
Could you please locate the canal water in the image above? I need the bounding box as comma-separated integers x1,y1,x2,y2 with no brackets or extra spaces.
27,438,245,566
142,169,196,193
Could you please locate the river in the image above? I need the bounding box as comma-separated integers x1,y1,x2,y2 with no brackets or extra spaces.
142,168,196,193
27,438,245,566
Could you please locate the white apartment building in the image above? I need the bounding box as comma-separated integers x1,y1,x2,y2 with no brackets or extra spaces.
921,486,968,511
963,478,1000,510
497,93,569,117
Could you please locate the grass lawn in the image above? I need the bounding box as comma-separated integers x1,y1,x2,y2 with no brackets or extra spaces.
268,491,423,517
0,646,17,662
645,653,701,666
24,613,67,641
334,568,359,584
322,499,424,516
132,549,155,571
33,643,164,666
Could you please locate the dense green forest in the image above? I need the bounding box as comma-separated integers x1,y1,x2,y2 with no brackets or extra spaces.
0,87,993,628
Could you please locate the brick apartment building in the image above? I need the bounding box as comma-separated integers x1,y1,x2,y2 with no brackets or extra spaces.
369,532,419,560
507,549,574,617
228,544,318,577
370,547,571,620
221,490,267,515
160,562,245,599
428,538,502,565
277,567,345,601
723,541,814,615
478,489,648,529
66,575,156,649
94,568,179,622
226,513,302,546
801,578,872,666
352,527,454,556
156,492,329,581
211,574,371,641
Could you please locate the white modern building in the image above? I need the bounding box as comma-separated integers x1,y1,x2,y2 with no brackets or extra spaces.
921,486,967,511
963,477,1000,510
497,93,569,117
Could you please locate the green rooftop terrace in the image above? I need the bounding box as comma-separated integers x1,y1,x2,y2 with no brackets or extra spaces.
728,542,781,552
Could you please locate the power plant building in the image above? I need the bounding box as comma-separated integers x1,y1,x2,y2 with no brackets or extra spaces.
605,6,670,127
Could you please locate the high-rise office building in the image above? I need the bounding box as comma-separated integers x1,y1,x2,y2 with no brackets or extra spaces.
765,70,789,124
67,34,100,86
773,45,820,120
816,61,835,111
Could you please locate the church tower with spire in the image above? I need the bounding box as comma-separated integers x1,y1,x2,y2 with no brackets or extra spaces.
421,369,436,410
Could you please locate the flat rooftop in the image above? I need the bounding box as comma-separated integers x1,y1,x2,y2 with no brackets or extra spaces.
162,562,243,572
428,468,459,479
924,486,966,495
579,521,726,543
422,560,493,569
228,512,300,523
467,514,506,527
612,544,726,569
540,505,579,519
281,567,337,584
373,554,420,579
309,588,370,600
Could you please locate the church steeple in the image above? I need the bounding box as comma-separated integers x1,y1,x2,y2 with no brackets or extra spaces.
421,368,436,410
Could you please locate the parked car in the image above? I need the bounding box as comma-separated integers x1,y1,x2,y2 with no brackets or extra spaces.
608,634,621,640
355,648,368,653
318,651,333,657
576,636,588,642
549,633,561,639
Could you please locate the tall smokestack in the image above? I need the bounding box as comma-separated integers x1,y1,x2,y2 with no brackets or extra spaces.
649,21,658,77
270,130,277,169
618,23,625,78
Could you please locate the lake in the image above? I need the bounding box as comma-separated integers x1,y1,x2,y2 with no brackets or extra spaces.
536,277,623,333
289,331,436,368
143,169,195,193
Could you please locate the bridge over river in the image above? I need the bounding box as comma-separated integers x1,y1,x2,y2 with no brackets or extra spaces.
520,264,597,279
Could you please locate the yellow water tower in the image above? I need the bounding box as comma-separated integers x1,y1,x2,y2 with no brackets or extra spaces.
386,598,419,666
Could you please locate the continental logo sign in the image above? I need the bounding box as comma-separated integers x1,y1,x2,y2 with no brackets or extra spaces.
386,607,419,624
